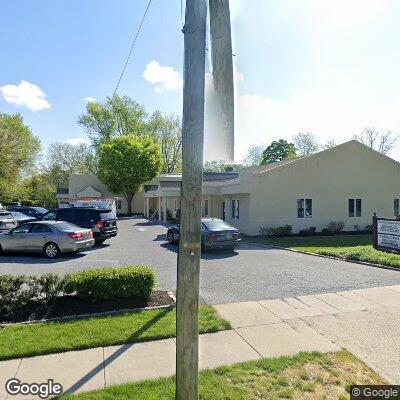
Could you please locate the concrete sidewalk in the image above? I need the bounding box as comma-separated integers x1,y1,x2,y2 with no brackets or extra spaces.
2,285,400,399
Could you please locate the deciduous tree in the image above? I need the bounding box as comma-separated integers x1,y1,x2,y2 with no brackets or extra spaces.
261,139,296,164
353,127,398,155
97,135,163,214
293,132,319,156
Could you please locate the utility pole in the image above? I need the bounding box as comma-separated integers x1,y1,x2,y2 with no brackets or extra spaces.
176,1,207,400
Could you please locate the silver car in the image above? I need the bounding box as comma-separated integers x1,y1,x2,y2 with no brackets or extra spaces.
0,221,95,258
0,211,17,232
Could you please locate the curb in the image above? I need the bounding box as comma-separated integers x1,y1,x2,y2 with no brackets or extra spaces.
242,241,400,273
0,292,177,327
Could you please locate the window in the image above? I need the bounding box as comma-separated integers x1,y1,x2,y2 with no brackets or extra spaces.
12,225,31,234
349,199,362,217
231,199,240,219
116,200,122,210
42,211,57,221
395,199,399,217
297,199,312,218
58,209,75,222
204,199,209,216
31,224,53,233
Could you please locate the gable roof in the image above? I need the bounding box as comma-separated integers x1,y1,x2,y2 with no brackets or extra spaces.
241,140,400,176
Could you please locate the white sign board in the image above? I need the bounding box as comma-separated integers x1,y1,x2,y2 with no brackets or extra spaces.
376,219,400,251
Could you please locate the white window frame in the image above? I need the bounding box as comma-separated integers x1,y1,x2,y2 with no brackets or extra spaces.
349,198,362,218
297,198,312,219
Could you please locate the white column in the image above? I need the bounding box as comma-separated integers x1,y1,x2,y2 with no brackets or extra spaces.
144,198,147,218
163,196,168,222
158,197,162,221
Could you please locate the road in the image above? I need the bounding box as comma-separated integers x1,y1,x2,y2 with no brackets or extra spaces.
1,218,400,304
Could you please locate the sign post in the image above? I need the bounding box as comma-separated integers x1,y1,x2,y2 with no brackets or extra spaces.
372,213,400,253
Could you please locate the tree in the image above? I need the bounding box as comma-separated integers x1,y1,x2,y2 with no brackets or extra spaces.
78,95,148,148
293,132,319,156
148,111,182,173
322,139,337,150
97,135,163,214
261,139,296,164
46,142,97,188
0,113,41,200
203,160,243,172
242,145,264,166
353,127,398,155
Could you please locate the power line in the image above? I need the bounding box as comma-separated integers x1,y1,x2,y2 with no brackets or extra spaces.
113,0,153,95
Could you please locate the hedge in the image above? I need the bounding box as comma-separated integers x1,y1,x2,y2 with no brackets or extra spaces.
65,266,155,301
0,266,156,316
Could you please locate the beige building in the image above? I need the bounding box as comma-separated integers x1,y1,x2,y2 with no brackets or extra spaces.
67,141,400,235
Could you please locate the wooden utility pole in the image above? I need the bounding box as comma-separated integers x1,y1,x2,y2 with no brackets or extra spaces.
176,1,207,400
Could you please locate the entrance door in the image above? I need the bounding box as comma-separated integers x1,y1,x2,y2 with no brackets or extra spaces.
222,201,226,221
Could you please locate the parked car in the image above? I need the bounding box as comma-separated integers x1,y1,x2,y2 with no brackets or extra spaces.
166,217,241,250
7,206,48,219
0,211,17,232
41,207,118,244
0,221,95,258
10,211,37,225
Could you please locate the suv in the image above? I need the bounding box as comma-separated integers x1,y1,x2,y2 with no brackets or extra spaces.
41,207,118,244
7,206,48,219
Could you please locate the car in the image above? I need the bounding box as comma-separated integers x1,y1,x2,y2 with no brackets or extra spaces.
0,221,95,258
7,206,48,219
41,207,118,244
166,217,241,250
10,211,37,225
0,211,17,232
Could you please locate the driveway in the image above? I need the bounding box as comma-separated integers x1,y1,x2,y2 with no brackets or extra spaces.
1,218,400,304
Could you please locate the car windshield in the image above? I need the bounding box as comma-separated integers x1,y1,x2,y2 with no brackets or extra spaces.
32,207,48,214
54,222,81,231
203,219,234,230
0,213,13,220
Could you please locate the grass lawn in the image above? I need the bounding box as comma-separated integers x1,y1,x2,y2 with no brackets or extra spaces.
61,350,385,400
246,234,400,269
0,305,230,360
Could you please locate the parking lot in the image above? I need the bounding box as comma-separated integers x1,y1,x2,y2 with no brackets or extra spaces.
1,218,400,304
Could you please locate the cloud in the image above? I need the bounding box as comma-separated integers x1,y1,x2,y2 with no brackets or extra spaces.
235,89,400,162
143,60,183,91
66,138,90,146
83,97,96,102
0,80,50,111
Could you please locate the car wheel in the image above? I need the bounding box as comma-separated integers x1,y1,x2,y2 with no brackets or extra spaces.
44,242,60,259
167,231,175,244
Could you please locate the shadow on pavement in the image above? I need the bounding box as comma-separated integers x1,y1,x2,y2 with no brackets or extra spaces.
159,242,239,259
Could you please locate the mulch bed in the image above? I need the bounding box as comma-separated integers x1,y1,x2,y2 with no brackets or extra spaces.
1,290,175,323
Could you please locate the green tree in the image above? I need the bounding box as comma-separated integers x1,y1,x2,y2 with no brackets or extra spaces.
78,95,148,148
293,132,319,156
261,139,296,164
0,113,41,200
98,135,163,214
148,111,182,173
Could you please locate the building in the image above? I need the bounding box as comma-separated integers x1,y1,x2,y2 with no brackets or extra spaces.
67,141,400,235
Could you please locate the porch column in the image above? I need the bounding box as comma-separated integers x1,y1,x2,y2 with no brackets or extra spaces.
163,196,168,222
158,197,162,221
144,198,148,218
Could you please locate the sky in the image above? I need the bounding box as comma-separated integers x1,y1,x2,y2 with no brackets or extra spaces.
1,0,400,162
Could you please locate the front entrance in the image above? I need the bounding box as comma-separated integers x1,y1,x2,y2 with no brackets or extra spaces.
222,201,226,221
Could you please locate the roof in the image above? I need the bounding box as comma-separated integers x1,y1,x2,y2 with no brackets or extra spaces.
203,172,239,182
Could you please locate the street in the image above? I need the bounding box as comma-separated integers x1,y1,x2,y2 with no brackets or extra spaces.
1,218,400,304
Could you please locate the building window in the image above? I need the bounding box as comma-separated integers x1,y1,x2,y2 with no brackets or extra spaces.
349,198,362,217
116,200,122,210
395,199,399,217
297,199,312,218
204,199,209,216
231,199,239,219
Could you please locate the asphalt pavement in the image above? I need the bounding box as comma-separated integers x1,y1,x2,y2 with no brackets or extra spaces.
1,218,400,304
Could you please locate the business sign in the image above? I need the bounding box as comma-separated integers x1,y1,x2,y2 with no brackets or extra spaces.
373,215,400,253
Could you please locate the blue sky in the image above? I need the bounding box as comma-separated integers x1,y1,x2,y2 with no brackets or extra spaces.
1,0,400,161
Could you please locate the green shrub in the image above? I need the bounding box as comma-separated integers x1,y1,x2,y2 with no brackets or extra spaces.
326,221,345,234
365,224,373,233
321,228,333,236
309,227,317,234
65,266,156,301
298,227,317,236
260,225,292,237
